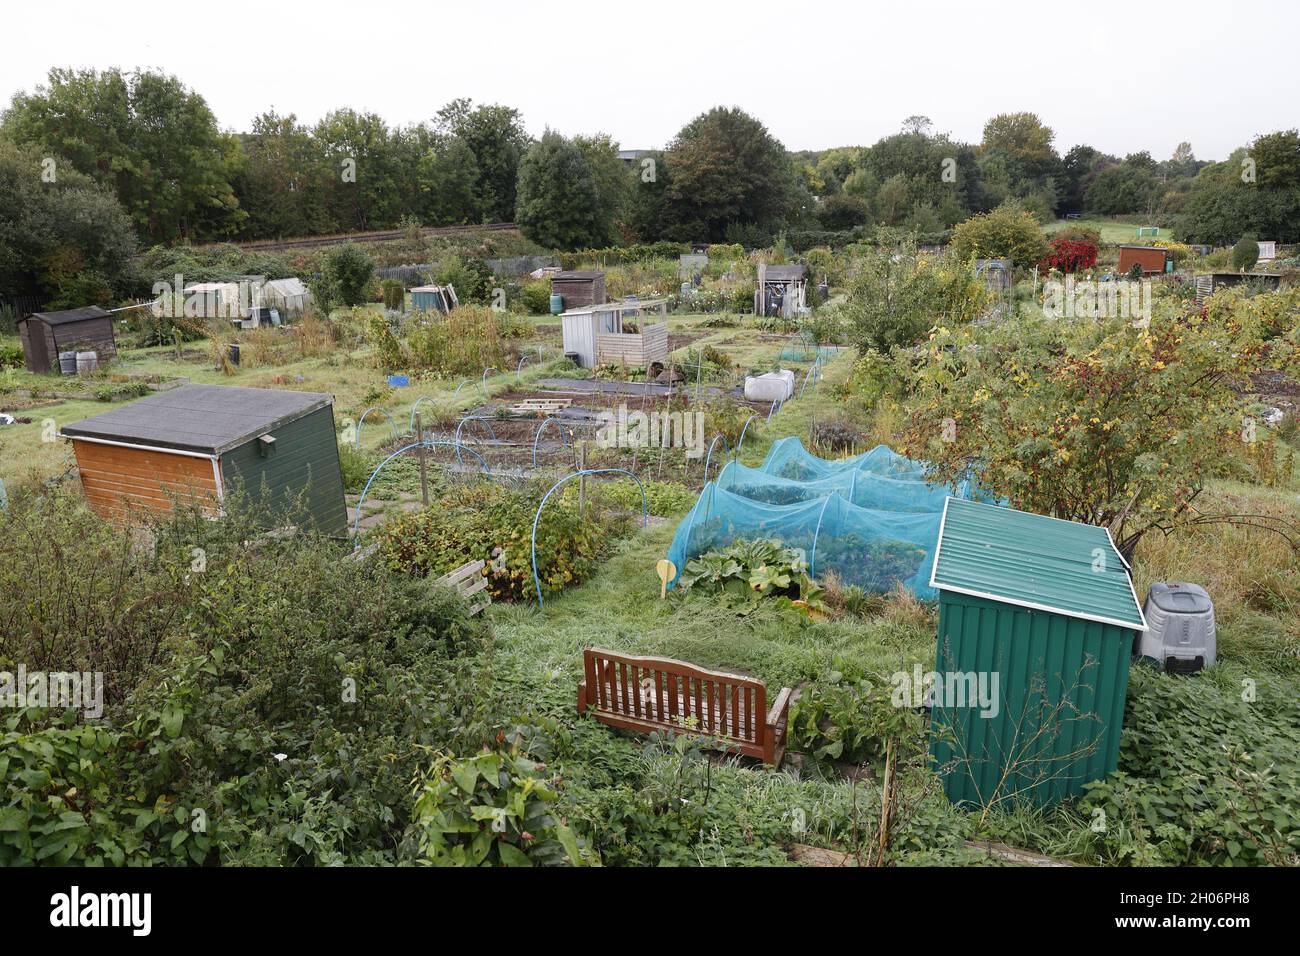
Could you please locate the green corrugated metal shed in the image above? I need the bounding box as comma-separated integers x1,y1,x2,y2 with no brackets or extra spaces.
928,498,1146,808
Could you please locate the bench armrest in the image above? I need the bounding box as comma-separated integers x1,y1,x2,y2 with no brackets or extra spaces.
766,686,793,731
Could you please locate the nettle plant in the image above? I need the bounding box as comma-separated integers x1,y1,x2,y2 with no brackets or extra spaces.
896,290,1300,557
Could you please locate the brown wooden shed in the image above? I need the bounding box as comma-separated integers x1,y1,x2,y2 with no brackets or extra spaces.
551,271,607,310
18,306,118,374
1117,246,1169,276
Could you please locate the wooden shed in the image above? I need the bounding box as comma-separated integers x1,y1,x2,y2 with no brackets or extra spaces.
1117,246,1170,276
551,271,607,311
560,299,668,369
17,306,118,374
61,384,347,535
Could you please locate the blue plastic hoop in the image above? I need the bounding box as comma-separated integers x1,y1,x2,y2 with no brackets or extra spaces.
531,468,647,608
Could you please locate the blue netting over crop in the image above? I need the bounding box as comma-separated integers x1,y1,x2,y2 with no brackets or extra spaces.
666,438,986,599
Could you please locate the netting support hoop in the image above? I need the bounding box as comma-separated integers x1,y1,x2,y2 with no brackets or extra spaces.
734,415,757,464
531,468,647,608
454,415,499,465
351,440,489,543
409,396,437,433
701,434,729,487
355,406,394,449
808,494,836,578
532,416,571,468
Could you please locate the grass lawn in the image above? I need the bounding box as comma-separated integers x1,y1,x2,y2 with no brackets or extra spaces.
1045,217,1165,245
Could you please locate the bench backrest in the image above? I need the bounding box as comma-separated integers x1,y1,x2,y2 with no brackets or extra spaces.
581,648,767,746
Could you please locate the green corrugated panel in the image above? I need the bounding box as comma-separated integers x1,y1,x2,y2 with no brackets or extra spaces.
931,497,1146,630
929,591,1133,807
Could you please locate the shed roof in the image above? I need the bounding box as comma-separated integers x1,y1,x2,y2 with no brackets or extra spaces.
930,497,1146,630
554,271,604,280
26,306,113,327
62,384,333,455
763,265,806,282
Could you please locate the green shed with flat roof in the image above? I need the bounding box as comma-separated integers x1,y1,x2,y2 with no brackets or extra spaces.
928,497,1147,807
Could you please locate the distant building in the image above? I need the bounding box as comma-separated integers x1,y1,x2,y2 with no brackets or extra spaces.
755,263,807,318
1117,246,1170,276
551,271,607,311
617,149,654,165
18,306,118,374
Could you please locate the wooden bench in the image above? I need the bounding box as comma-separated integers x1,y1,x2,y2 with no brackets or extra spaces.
435,559,491,616
577,648,792,766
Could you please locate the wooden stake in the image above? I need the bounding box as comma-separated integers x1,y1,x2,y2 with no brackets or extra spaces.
578,441,587,517
415,413,429,507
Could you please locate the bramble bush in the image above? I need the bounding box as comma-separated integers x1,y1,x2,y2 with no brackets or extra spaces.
0,491,497,866
377,480,616,602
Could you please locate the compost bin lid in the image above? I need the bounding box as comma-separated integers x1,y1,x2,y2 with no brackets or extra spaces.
1146,582,1212,614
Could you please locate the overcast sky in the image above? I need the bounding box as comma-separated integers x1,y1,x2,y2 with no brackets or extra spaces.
5,0,1296,161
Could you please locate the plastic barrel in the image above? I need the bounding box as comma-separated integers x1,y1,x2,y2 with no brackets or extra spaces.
75,351,98,375
58,351,78,375
549,294,564,315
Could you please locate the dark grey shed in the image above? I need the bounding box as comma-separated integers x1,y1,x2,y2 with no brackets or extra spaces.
18,305,118,374
62,384,347,535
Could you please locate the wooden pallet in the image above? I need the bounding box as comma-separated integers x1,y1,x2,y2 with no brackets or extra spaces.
510,397,572,415
435,559,491,616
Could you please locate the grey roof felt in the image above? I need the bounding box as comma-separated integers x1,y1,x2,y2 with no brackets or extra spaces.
28,306,113,326
62,384,333,455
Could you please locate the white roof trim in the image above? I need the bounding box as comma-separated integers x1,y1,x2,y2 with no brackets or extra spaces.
931,496,1148,631
930,580,1148,632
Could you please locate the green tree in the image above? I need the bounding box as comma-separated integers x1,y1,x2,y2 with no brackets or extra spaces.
436,99,529,222
315,243,374,311
3,68,243,241
1232,234,1260,272
949,202,1049,267
574,133,632,245
662,107,795,241
514,131,602,250
0,137,137,299
313,109,402,231
893,291,1299,555
233,112,337,239
840,235,989,352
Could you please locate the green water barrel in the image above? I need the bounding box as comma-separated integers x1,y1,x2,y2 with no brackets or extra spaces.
550,294,564,314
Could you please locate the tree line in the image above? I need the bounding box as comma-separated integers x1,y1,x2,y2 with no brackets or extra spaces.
2,67,1298,303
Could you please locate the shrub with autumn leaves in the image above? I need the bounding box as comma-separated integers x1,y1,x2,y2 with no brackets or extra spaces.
890,287,1300,557
1039,237,1099,274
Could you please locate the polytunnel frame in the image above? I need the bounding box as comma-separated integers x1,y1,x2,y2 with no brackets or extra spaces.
454,415,500,465
355,406,398,449
734,415,757,464
531,468,647,608
700,433,728,487
531,416,572,468
408,395,438,433
351,439,490,542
